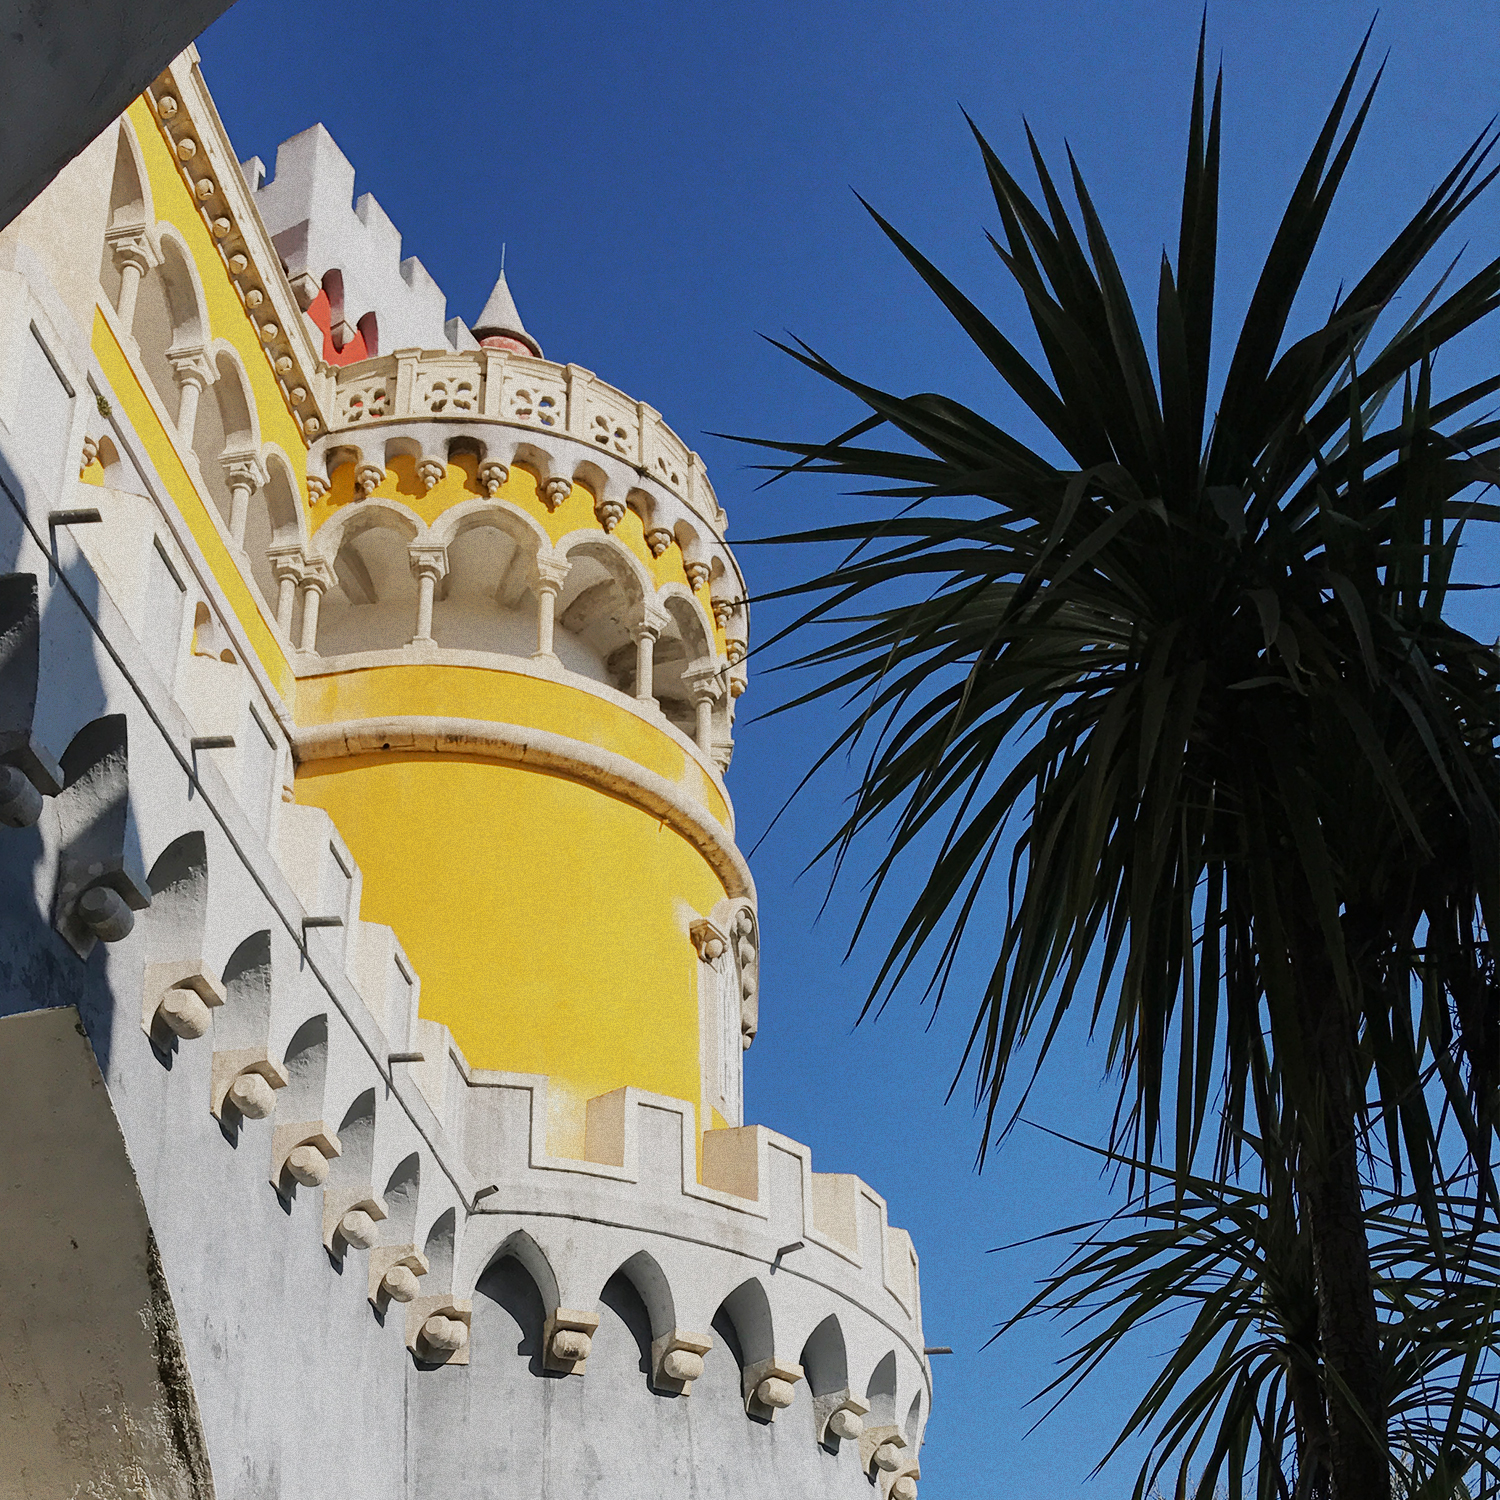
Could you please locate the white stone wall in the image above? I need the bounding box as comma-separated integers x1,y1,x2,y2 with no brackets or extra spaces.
0,242,931,1500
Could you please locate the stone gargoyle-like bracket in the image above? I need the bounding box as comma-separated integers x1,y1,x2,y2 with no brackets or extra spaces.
407,1295,472,1366
369,1244,429,1313
269,1119,342,1194
650,1329,714,1396
742,1357,804,1422
51,715,152,958
210,1049,289,1120
0,573,62,828
542,1307,601,1375
323,1186,389,1257
860,1425,909,1481
141,831,226,1042
814,1389,870,1448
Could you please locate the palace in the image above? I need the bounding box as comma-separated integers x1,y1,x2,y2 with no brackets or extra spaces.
0,45,930,1500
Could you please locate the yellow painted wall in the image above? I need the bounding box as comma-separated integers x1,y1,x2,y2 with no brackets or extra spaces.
295,752,729,1157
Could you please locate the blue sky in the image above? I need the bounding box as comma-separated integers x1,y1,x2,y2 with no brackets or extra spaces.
199,3,1500,1493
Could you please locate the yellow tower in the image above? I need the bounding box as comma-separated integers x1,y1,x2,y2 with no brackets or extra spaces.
250,146,754,1159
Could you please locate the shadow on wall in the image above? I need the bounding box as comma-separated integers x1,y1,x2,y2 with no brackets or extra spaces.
0,444,128,1079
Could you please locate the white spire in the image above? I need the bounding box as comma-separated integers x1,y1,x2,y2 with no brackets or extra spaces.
472,269,541,357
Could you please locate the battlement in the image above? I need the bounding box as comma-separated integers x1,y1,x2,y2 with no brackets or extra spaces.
0,376,929,1499
247,124,455,356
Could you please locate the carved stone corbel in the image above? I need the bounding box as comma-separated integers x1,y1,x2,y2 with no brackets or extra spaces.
408,1296,472,1365
322,1186,389,1256
542,1307,601,1374
369,1245,429,1311
742,1356,803,1421
269,1120,342,1193
650,1329,714,1395
210,1050,289,1120
860,1425,909,1478
814,1389,870,1447
539,475,572,511
477,459,508,497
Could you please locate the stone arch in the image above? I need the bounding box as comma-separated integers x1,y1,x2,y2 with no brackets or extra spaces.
132,228,211,430
429,499,550,655
278,1014,330,1126
552,531,653,690
608,1249,676,1344
312,501,423,656
799,1313,849,1398
192,346,257,528
243,448,303,618
652,584,719,741
382,1152,421,1244
905,1389,923,1445
865,1350,898,1427
422,1207,458,1293
212,929,281,1124
473,1242,550,1376
98,123,154,324
487,1229,560,1314
715,1277,775,1371
331,1087,377,1183
144,831,209,966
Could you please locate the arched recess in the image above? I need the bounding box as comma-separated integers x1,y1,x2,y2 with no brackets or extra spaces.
553,532,651,689
472,1229,560,1376
190,347,257,527
430,500,549,655
98,125,153,318
866,1350,898,1427
800,1314,850,1398
905,1390,923,1445
382,1153,421,1246
279,1014,330,1130
714,1277,775,1374
330,1088,377,1185
422,1207,458,1293
132,229,210,429
652,586,717,739
243,449,302,617
312,502,421,655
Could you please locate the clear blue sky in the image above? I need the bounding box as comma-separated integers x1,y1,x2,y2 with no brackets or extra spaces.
198,3,1500,1494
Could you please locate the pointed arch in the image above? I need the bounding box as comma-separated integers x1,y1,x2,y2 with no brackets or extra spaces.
279,1014,330,1122
422,1206,458,1291
331,1087,377,1182
716,1277,775,1369
799,1314,850,1398
865,1350,898,1426
905,1389,923,1445
382,1153,421,1243
607,1249,676,1343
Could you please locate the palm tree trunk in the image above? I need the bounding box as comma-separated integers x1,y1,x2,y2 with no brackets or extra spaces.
1297,974,1388,1500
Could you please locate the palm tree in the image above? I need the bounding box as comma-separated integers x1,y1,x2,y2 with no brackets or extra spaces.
746,28,1500,1498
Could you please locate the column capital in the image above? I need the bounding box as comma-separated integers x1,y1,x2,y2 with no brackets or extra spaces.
682,659,724,705
299,556,336,594
221,450,267,492
166,343,213,391
106,226,156,274
534,553,570,594
268,546,306,585
408,543,449,581
632,600,670,642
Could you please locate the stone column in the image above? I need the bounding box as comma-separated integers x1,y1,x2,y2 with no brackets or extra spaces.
632,603,668,707
166,344,213,445
107,231,154,333
269,549,303,637
532,554,570,660
223,453,267,548
408,544,449,644
297,561,333,653
683,662,722,756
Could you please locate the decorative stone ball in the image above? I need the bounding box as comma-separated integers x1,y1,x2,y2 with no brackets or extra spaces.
175,138,196,160
77,885,134,942
0,764,43,828
285,1144,329,1187
228,253,248,274
157,95,178,118
874,1442,905,1472
828,1407,864,1441
243,288,263,309
227,1071,276,1119
661,1348,704,1383
382,1264,420,1303
755,1377,796,1411
422,1315,468,1353
195,178,215,201
157,987,212,1039
339,1209,379,1249
212,218,232,239
891,1478,918,1500
551,1328,592,1362
702,935,725,961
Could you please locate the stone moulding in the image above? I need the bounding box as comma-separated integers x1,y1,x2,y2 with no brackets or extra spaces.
292,715,755,903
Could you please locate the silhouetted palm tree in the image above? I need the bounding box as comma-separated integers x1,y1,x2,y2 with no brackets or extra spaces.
749,28,1500,1498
